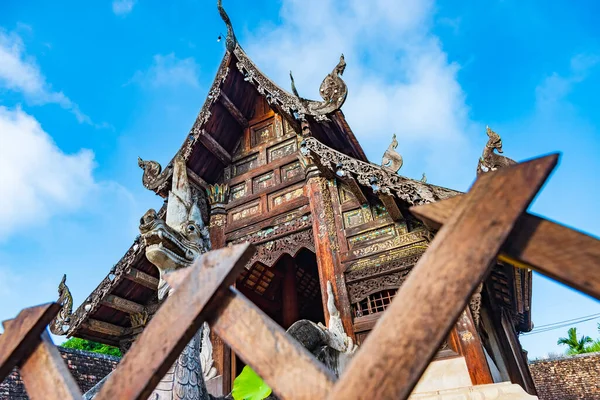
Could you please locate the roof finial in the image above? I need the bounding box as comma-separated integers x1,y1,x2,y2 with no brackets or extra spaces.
420,173,427,183
381,134,403,174
290,71,300,97
217,0,237,52
477,125,517,175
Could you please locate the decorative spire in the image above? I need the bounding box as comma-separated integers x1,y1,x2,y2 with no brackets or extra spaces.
217,0,237,52
381,134,403,174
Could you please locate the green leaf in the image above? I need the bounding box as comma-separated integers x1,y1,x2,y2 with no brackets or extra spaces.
232,366,272,400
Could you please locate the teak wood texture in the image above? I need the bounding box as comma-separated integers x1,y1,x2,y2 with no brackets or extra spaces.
411,193,600,301
3,153,600,400
329,154,559,399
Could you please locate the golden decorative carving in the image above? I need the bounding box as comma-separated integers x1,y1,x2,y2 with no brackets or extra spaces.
207,183,229,205
350,229,430,258
130,310,149,329
346,243,428,273
209,214,226,228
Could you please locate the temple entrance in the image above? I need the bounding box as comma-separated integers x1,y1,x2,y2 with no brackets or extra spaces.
234,248,325,376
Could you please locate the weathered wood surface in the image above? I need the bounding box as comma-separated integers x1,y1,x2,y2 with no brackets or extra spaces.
19,331,82,400
94,244,254,400
164,258,337,399
0,303,60,382
211,288,336,399
329,154,558,400
199,129,232,165
411,191,600,301
219,90,249,127
305,171,355,339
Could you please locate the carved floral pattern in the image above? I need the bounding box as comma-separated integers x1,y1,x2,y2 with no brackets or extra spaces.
243,228,315,269
301,136,459,206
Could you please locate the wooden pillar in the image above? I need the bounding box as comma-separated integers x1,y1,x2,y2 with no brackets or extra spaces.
304,164,355,340
282,256,299,329
451,308,493,385
207,184,232,394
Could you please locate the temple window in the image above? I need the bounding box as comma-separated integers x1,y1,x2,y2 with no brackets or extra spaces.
352,288,398,317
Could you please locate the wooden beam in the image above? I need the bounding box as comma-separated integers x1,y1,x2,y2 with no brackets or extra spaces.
210,288,336,399
0,303,60,382
378,194,403,221
219,91,248,127
343,176,368,204
94,244,255,400
199,129,232,165
330,155,558,400
187,167,209,190
83,319,127,337
125,267,159,290
411,192,600,301
101,295,145,315
19,331,82,400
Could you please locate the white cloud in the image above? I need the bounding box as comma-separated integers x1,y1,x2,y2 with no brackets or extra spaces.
0,106,96,240
244,0,477,183
112,0,137,16
535,53,599,113
0,28,98,125
128,53,200,88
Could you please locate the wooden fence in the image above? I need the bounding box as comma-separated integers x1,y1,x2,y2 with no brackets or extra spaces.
1,153,599,400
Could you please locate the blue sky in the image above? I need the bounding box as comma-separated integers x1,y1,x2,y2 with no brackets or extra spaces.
0,0,598,360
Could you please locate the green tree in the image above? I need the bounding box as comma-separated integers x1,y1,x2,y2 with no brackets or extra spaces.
60,338,122,357
557,327,593,355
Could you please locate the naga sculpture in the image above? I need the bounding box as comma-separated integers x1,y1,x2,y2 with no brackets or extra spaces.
140,155,212,399
49,274,73,335
138,157,172,192
477,126,517,175
381,134,403,174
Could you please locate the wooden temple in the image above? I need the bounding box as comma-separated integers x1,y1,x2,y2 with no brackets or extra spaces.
51,3,538,398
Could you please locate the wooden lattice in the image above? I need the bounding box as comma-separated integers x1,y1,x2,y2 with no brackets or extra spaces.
1,154,599,399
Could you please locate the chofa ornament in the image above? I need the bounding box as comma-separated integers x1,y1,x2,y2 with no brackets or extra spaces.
477,126,517,175
381,134,403,174
49,274,73,335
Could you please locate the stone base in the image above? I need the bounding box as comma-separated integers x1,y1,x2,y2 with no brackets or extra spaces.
410,382,538,399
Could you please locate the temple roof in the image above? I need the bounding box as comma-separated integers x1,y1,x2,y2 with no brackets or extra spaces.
60,2,533,345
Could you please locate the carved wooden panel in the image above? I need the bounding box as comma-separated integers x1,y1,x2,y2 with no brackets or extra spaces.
283,118,295,135
338,185,356,204
343,209,365,228
253,172,275,192
347,226,396,250
251,121,275,147
269,187,304,210
232,154,259,177
281,161,303,182
372,204,388,220
268,138,297,162
230,182,247,202
231,201,261,223
243,228,315,269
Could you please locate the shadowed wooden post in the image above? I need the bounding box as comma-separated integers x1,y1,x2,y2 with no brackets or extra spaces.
19,331,82,400
411,194,600,301
329,154,559,400
94,244,254,400
0,303,60,382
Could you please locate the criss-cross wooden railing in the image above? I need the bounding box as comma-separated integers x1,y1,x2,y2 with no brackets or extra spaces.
1,153,599,400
